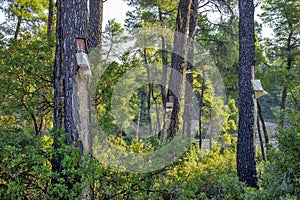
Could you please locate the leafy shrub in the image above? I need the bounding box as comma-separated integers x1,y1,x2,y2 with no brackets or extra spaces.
253,111,300,199
0,128,52,199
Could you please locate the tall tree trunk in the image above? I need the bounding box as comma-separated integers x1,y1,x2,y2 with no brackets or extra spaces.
52,0,64,188
237,0,258,188
158,8,168,140
198,71,205,148
167,0,193,138
88,0,103,51
47,0,54,36
144,48,153,135
54,0,88,149
183,0,197,138
159,8,168,108
53,0,92,198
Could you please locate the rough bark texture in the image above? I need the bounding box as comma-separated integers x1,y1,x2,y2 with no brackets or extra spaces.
53,0,63,132
54,0,88,149
237,0,258,188
158,8,168,140
47,0,54,36
167,0,192,138
88,0,103,51
53,0,92,198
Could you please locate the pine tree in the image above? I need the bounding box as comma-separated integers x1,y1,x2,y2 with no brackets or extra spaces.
237,0,258,188
53,0,92,198
167,0,193,138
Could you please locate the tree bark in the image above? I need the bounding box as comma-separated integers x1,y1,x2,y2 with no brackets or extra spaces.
198,72,205,149
47,0,54,36
237,0,258,188
54,0,88,149
158,8,168,140
183,0,197,138
257,100,269,144
53,0,92,198
159,8,168,108
14,15,22,39
167,0,193,138
88,0,103,51
257,117,266,162
144,48,153,135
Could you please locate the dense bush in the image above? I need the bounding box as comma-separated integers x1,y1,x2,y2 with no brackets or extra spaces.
0,128,52,199
1,114,300,200
253,112,300,199
0,129,95,199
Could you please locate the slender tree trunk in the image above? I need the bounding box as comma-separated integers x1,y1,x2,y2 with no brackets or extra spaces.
136,93,142,137
52,0,64,192
47,0,54,36
198,80,204,148
183,0,197,138
257,100,269,144
159,8,168,108
14,15,22,39
158,9,168,140
257,117,266,162
237,0,258,188
155,100,161,134
280,86,288,127
53,0,63,143
167,0,193,138
144,48,153,135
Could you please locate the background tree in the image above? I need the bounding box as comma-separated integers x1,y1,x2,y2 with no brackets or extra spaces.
47,0,54,36
88,0,104,50
183,0,198,138
0,0,48,39
0,36,54,135
260,0,300,127
166,0,193,138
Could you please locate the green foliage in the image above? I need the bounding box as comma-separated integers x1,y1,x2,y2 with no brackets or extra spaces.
47,133,95,200
2,123,300,199
0,0,48,37
261,0,300,42
169,144,240,199
243,112,300,199
0,128,99,199
196,14,239,99
125,0,178,30
0,35,54,134
258,0,300,120
1,0,300,199
0,128,52,199
222,98,238,135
